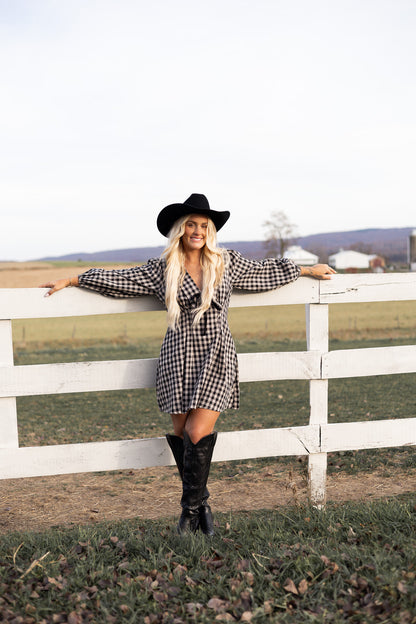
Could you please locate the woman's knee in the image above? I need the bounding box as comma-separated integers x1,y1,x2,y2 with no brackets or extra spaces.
184,408,220,444
184,422,212,444
172,423,184,437
170,413,188,437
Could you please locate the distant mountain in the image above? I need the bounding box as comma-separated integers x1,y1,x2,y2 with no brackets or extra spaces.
39,227,414,265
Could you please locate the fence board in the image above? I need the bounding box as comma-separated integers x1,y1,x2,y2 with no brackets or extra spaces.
320,273,416,303
0,279,318,320
0,426,320,479
321,418,416,452
224,351,321,382
323,345,416,379
0,351,321,398
0,359,158,397
230,279,318,307
0,288,165,320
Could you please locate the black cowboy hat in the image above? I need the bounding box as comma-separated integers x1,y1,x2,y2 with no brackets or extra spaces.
157,193,230,237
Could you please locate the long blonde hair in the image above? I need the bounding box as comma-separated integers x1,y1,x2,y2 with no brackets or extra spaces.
162,214,228,329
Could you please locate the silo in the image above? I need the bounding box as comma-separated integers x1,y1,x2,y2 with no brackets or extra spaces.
409,230,416,271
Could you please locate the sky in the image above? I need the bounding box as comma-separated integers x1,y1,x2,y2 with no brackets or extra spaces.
1,0,416,261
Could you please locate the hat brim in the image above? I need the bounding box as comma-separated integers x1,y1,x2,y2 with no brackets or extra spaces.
157,204,230,237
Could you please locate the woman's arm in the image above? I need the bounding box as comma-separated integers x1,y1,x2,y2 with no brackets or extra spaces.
299,264,336,280
229,250,301,291
40,276,79,297
39,258,164,298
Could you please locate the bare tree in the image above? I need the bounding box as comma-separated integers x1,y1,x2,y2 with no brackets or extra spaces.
263,210,298,257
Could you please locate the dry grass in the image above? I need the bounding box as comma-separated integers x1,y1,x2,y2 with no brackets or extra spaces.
0,261,132,289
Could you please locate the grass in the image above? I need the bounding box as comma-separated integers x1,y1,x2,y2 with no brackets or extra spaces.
1,496,415,623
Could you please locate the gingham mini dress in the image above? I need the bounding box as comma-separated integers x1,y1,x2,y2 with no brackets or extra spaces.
78,250,300,414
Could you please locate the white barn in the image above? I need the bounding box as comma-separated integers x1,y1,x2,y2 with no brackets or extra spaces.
283,245,319,266
328,249,370,270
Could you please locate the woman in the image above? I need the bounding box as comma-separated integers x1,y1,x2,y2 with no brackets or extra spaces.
41,193,335,536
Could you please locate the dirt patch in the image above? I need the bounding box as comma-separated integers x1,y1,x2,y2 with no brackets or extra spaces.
1,465,415,535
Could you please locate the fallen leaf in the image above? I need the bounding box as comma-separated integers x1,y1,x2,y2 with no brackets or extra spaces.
47,576,65,590
240,611,253,622
153,591,168,603
240,590,252,610
397,581,408,594
398,610,413,624
242,572,254,586
283,579,298,595
25,604,36,614
185,602,203,614
207,597,229,612
298,579,308,594
237,559,250,571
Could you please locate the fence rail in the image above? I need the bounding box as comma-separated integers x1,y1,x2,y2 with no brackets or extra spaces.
1,273,416,506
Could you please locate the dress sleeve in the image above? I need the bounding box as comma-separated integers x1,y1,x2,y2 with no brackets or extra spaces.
78,257,164,298
228,249,301,291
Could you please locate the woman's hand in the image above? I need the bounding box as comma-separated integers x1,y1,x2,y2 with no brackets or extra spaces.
300,264,336,280
39,276,78,297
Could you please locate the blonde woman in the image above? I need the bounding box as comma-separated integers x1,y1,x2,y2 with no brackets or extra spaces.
41,193,335,535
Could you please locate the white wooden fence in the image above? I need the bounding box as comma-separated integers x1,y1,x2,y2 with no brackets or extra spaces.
1,273,416,506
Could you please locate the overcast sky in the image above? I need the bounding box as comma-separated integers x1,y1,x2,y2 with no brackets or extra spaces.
1,0,416,260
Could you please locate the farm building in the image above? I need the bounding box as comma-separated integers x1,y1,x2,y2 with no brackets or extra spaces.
283,245,319,265
328,249,370,270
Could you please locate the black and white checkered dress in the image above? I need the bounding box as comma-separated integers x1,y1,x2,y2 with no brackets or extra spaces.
78,250,300,414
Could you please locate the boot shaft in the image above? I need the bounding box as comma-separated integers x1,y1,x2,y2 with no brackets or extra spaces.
181,431,217,510
166,434,184,478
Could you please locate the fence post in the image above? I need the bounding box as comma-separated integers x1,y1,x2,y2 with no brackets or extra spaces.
305,303,328,507
0,320,19,448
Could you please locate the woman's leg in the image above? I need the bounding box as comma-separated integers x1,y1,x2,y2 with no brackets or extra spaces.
170,412,188,437
167,409,220,535
179,409,220,535
184,408,220,443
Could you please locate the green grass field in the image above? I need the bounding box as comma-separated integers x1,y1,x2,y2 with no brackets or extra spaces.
1,497,415,623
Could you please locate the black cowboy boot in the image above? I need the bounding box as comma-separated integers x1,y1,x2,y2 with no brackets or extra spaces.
177,431,217,535
166,433,217,536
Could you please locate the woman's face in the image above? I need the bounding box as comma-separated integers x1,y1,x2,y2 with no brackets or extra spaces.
182,214,208,252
